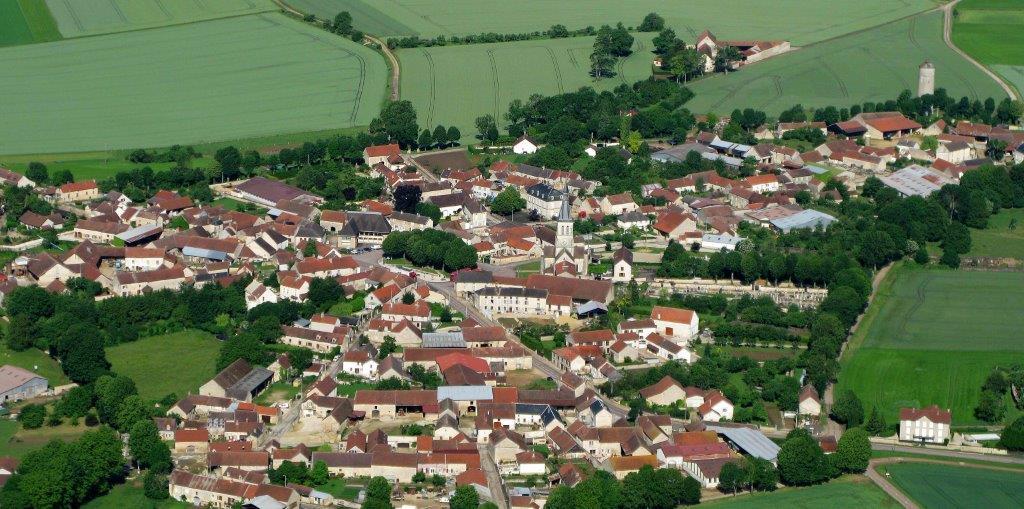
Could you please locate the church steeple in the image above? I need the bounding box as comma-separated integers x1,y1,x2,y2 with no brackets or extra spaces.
555,185,573,250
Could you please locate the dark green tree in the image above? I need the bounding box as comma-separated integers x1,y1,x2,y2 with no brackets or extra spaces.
865,406,887,436
129,420,173,473
490,187,526,216
376,100,419,148
450,485,480,509
143,471,169,500
777,428,828,486
831,389,865,426
999,416,1024,451
639,12,665,31
834,427,871,473
17,404,45,429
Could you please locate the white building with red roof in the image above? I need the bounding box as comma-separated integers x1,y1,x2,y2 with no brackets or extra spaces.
899,405,951,443
650,306,699,340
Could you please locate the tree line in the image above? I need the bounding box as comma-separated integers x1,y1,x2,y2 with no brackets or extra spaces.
381,229,478,272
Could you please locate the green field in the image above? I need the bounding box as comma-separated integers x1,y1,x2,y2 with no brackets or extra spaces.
883,463,1024,509
839,265,1024,425
0,342,69,386
107,330,221,401
0,13,388,156
0,0,61,46
967,208,1024,259
398,34,656,138
83,479,190,509
44,0,275,38
0,419,89,459
703,476,897,508
289,0,932,45
687,11,1006,114
953,0,1024,66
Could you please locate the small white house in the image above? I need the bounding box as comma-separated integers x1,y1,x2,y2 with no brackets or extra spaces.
798,385,821,417
515,452,546,475
650,306,699,341
698,391,734,422
899,406,951,443
341,351,379,379
513,136,539,155
611,247,633,283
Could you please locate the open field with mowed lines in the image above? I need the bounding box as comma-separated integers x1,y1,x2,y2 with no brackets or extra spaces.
882,463,1024,509
288,0,932,44
686,11,1006,115
0,13,388,156
43,0,275,38
953,0,1024,97
398,34,656,138
702,476,897,508
839,264,1024,425
107,330,221,401
0,0,61,46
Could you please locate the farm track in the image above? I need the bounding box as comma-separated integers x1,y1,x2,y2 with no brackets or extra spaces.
420,49,437,127
487,49,501,120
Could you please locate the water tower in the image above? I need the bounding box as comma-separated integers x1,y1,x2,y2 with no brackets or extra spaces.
918,61,935,97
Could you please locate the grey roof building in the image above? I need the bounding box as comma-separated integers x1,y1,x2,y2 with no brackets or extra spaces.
769,209,837,233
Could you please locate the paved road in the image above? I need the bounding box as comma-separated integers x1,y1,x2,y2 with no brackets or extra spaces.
477,444,509,509
941,0,1020,100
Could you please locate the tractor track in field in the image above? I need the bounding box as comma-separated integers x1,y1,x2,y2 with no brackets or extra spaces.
545,47,565,94
818,58,850,98
941,0,1020,100
487,49,501,121
420,48,437,126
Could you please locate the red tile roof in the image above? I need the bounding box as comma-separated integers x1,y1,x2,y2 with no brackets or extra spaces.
899,405,951,424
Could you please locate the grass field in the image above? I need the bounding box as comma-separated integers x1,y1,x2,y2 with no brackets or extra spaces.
83,479,190,509
289,0,932,45
0,0,61,46
0,419,89,459
967,208,1024,259
0,13,388,156
882,463,1024,509
44,0,275,38
107,330,221,401
839,264,1024,425
702,476,897,508
687,11,1006,115
0,342,69,386
952,0,1024,97
398,34,656,139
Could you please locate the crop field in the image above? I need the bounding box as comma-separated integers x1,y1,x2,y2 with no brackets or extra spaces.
954,0,1024,97
884,463,1024,509
44,0,275,38
0,0,61,46
703,476,896,508
107,329,221,401
687,11,1006,115
398,34,655,138
839,265,1024,425
288,0,932,45
0,13,388,156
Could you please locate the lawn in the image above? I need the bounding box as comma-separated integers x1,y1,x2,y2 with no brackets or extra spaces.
398,34,657,139
289,0,932,45
83,479,190,509
317,478,364,501
0,419,90,459
882,462,1024,509
107,330,221,402
702,475,897,508
715,346,801,362
0,342,69,386
839,264,1024,425
0,0,61,47
967,207,1024,259
686,11,1007,115
44,0,275,38
516,260,542,277
254,381,301,405
0,13,388,155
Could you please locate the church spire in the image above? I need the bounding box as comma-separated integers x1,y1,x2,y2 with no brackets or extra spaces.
558,184,571,222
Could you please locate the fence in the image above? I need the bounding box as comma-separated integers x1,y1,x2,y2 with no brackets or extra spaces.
0,238,44,252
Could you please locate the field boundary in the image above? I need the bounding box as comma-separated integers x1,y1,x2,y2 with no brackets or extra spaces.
943,0,1021,99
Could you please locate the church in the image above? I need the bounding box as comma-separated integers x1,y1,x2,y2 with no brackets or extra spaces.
540,187,589,276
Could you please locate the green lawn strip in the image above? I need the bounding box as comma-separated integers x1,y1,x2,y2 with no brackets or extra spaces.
871,451,1024,471
107,330,220,402
316,478,365,501
952,0,1024,66
687,11,1006,114
881,462,1024,509
0,14,386,156
702,475,897,508
82,478,190,509
254,381,301,406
